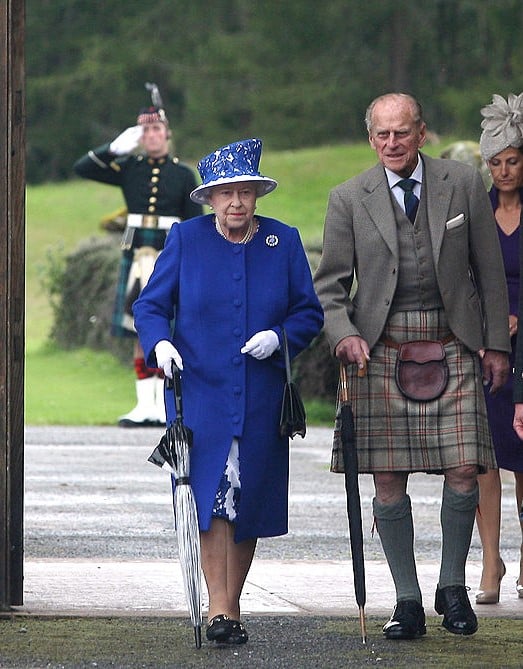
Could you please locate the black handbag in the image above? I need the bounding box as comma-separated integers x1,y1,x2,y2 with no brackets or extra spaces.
279,329,307,439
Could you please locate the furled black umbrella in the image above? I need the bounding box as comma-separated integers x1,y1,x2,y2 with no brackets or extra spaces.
338,362,367,644
148,366,203,648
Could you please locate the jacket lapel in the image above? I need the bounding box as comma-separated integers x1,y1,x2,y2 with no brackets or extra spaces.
422,154,453,263
360,156,454,262
361,164,398,257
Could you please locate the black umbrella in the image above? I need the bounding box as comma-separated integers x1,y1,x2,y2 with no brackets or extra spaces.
338,362,367,644
148,366,203,649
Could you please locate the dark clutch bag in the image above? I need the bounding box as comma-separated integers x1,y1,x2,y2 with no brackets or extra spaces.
279,329,307,439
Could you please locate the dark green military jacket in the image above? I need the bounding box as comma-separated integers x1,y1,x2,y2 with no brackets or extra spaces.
74,142,204,337
73,143,202,220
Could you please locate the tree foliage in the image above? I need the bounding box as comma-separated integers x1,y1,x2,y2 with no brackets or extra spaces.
26,0,523,183
45,234,133,362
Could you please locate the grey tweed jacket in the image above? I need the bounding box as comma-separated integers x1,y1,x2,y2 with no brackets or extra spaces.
314,153,511,355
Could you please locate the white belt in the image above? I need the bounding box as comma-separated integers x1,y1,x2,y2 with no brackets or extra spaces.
127,213,181,230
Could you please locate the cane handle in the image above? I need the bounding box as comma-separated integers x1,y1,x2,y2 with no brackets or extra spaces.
339,359,367,403
357,359,367,378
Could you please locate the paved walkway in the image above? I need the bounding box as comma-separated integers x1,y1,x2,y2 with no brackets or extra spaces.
18,558,523,619
11,426,523,621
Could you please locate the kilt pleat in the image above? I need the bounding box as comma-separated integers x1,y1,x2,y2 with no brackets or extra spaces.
331,309,495,474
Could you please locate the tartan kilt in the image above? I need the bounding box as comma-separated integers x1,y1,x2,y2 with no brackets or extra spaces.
331,309,495,474
111,228,167,338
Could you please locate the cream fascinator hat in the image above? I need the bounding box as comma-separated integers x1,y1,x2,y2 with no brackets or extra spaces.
479,93,523,161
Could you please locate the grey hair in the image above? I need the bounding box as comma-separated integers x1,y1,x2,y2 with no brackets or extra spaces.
364,93,424,132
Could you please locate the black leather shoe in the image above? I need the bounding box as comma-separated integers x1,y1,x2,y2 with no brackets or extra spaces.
226,620,248,645
383,600,426,639
434,585,478,635
206,614,235,642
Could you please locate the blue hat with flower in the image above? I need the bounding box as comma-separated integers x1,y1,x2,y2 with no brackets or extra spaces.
190,138,278,204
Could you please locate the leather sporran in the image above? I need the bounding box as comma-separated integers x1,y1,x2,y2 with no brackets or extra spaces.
395,340,449,401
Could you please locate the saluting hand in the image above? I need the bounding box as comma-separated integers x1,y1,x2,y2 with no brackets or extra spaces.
109,125,143,156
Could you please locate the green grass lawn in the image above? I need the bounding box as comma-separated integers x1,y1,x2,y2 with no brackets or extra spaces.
1,615,523,668
25,139,456,425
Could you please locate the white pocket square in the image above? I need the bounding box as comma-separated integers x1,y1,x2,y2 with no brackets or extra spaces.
445,213,465,230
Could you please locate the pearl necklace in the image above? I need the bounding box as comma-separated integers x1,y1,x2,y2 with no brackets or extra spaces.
215,216,258,244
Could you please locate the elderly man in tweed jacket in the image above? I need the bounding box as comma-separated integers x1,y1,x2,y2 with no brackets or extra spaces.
315,93,510,640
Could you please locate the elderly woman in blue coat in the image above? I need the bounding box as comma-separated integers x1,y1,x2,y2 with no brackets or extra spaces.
133,138,323,645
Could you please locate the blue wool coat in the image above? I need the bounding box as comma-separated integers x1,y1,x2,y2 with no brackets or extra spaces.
133,213,323,542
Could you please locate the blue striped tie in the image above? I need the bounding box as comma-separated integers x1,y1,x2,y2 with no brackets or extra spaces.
397,178,419,223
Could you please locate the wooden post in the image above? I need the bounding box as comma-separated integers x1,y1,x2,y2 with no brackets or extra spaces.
0,0,25,609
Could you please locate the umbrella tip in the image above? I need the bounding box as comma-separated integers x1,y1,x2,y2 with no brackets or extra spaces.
194,625,202,649
359,606,367,645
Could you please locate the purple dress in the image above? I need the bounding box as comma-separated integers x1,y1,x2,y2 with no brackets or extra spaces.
484,216,523,472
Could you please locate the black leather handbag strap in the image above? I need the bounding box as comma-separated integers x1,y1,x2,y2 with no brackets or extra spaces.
282,328,292,384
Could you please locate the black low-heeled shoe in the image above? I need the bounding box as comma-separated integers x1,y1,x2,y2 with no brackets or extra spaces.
435,585,478,635
226,620,248,645
383,600,426,640
206,614,235,642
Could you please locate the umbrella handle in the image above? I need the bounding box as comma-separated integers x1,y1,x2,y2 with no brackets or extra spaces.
339,363,349,404
171,361,184,419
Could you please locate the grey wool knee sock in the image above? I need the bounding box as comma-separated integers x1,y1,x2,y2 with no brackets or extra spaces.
373,494,422,604
438,482,479,588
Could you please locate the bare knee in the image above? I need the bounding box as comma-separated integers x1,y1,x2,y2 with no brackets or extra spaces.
444,465,479,493
373,472,408,504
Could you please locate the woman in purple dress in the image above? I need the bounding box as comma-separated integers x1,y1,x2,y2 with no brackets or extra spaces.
476,93,523,604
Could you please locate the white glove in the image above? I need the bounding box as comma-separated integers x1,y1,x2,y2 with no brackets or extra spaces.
109,125,143,156
241,330,280,360
154,340,183,377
